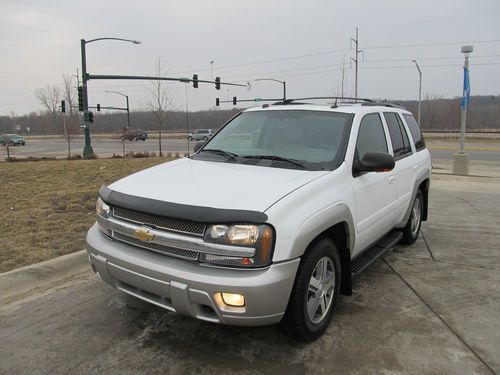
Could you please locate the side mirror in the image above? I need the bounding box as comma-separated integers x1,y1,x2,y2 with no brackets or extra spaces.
193,141,206,153
353,152,395,174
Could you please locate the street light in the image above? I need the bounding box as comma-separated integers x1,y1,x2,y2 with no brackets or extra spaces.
80,37,141,157
255,78,287,102
105,90,130,129
412,60,422,125
453,45,473,175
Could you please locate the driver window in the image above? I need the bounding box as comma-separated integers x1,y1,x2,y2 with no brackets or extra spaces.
355,113,388,160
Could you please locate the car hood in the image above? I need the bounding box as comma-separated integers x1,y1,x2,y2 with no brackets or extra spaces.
108,157,328,213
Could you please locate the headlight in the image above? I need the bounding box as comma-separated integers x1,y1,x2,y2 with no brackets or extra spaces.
202,224,274,267
96,197,110,218
208,224,258,245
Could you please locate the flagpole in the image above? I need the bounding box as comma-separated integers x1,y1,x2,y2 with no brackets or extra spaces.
453,45,473,175
459,57,470,154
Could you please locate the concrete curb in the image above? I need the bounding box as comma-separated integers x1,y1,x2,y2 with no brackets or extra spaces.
0,250,90,305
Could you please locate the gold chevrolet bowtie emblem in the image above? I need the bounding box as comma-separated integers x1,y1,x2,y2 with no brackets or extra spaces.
133,227,155,242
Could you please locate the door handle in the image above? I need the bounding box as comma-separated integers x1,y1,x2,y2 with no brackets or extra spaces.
389,176,395,184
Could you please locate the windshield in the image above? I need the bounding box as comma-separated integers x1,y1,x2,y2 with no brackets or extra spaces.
192,110,352,170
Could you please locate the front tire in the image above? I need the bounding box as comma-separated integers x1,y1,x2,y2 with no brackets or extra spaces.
280,238,341,341
402,190,423,244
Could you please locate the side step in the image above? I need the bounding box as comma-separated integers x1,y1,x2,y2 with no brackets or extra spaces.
351,230,403,276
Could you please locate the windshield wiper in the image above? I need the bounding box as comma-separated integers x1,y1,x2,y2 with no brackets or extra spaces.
199,149,239,161
242,155,306,169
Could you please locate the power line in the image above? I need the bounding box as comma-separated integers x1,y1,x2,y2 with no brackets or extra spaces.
171,47,352,75
172,39,500,75
364,39,500,50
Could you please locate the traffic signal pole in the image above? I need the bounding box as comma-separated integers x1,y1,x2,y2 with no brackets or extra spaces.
81,39,94,158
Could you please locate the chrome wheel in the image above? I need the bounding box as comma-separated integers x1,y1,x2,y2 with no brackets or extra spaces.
410,196,422,237
307,256,335,324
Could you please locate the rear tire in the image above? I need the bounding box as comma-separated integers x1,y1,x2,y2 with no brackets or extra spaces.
280,238,341,341
402,190,423,244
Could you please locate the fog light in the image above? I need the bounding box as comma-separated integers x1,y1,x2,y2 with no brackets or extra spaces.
221,292,245,307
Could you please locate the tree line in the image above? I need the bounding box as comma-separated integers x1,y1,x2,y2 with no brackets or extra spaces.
1,95,499,137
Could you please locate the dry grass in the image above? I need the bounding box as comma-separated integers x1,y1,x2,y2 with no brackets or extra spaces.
0,157,168,272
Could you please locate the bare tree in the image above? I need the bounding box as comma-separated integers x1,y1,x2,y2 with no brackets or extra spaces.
35,85,61,133
144,58,174,156
62,75,80,157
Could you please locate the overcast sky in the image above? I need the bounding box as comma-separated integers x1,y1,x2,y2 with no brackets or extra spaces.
1,0,499,116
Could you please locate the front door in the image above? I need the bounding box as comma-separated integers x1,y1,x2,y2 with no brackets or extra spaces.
351,113,399,255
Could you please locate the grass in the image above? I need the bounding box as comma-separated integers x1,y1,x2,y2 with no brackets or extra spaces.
0,157,168,272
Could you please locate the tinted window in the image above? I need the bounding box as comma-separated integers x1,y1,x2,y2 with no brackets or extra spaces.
402,114,426,150
199,110,352,170
384,112,412,158
355,113,388,160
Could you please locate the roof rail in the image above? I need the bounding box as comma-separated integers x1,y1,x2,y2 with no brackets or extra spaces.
272,97,374,106
361,101,406,109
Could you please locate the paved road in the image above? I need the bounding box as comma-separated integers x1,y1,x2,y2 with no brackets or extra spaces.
3,137,500,162
1,174,499,374
2,138,192,158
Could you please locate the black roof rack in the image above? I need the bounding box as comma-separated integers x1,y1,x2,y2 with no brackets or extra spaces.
215,95,406,110
360,101,406,109
272,96,373,106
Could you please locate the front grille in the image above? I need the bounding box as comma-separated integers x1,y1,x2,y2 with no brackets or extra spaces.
112,207,206,236
113,232,199,261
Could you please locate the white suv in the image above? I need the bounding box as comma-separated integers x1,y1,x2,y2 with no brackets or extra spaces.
86,99,431,341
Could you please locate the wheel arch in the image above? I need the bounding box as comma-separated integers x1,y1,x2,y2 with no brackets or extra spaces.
300,221,353,296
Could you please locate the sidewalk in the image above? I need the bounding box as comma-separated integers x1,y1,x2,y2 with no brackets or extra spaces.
432,158,500,178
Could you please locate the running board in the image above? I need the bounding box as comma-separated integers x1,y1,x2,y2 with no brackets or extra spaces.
351,230,403,275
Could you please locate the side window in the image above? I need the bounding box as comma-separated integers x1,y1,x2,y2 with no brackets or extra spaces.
402,114,426,151
355,113,388,160
384,112,412,158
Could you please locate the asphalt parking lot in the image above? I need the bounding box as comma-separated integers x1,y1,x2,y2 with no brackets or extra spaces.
1,173,499,374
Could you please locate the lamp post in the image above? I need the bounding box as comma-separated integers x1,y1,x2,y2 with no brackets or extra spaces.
255,78,287,102
80,37,140,157
453,45,473,175
105,90,130,129
412,60,422,125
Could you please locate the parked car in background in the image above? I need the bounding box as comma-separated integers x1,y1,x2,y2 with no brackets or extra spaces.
121,129,148,141
188,129,214,141
0,134,26,146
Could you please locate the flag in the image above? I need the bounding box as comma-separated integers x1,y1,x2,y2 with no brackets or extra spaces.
461,66,470,109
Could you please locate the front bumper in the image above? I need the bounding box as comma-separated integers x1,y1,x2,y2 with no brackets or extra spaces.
86,224,299,326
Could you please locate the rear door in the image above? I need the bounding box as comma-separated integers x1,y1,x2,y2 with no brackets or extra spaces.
351,113,399,254
383,112,415,220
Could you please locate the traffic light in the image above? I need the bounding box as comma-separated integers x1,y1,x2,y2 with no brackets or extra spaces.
77,86,84,111
215,77,220,90
192,74,198,89
216,98,220,106
233,96,237,105
88,112,94,123
97,104,100,112
61,100,66,113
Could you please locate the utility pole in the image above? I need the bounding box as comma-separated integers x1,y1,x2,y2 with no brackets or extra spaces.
412,60,422,125
350,27,362,100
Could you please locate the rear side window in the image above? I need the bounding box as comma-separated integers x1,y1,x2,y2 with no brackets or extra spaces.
384,112,412,158
402,114,426,151
355,113,388,160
